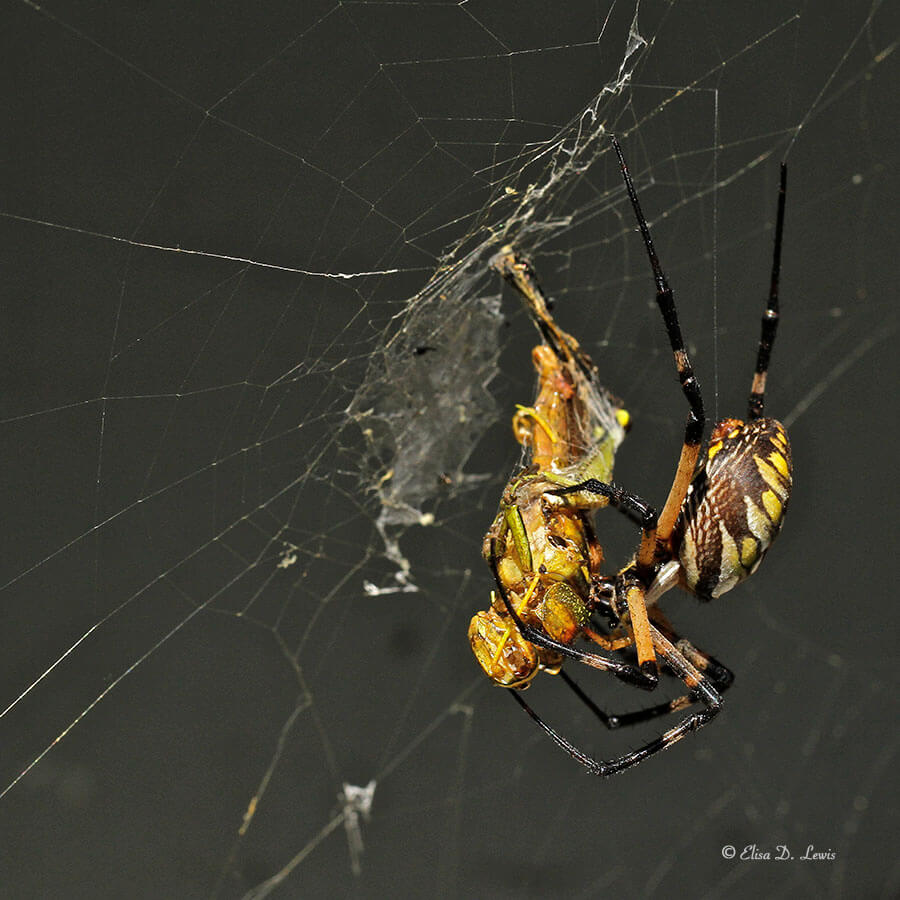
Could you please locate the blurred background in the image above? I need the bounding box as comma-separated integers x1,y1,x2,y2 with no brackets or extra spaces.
3,1,898,897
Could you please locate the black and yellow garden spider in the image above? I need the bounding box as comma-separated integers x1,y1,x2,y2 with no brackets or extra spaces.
471,137,792,775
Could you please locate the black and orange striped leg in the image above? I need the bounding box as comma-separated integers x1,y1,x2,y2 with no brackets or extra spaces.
619,572,658,682
552,478,657,571
551,479,659,678
553,665,708,731
748,163,788,421
508,625,723,776
555,605,734,731
648,607,733,701
487,539,656,690
612,136,705,545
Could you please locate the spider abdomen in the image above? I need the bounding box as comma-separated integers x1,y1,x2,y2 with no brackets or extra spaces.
677,418,792,600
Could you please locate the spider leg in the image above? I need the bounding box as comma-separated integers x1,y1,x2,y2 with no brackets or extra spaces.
612,136,704,550
554,668,696,730
623,570,660,677
580,626,632,653
508,624,723,776
748,163,788,421
551,478,659,677
552,478,657,572
487,538,656,690
557,608,733,730
647,606,734,692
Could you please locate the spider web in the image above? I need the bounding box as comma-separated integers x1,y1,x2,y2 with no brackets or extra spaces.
2,1,898,897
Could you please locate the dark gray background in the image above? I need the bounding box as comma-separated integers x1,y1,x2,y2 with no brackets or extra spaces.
2,1,898,897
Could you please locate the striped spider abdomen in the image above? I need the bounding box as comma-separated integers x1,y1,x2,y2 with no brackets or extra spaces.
677,417,792,601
